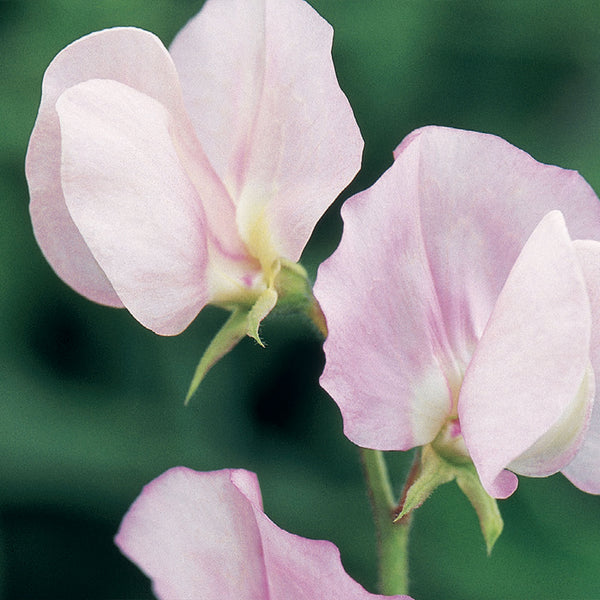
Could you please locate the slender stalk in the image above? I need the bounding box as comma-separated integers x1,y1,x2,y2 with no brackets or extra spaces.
360,447,411,596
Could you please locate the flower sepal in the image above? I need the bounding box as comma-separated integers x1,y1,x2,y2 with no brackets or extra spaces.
186,259,323,402
185,289,276,404
395,444,503,554
453,460,504,554
185,307,249,404
274,259,328,338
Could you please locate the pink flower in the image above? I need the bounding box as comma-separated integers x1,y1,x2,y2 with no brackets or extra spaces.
315,126,600,499
115,467,412,600
26,0,363,335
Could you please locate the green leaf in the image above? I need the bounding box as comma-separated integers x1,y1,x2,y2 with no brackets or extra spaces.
185,308,249,404
455,463,504,554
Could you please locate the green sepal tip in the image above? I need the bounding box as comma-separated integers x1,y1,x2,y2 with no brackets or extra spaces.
454,463,504,554
395,445,455,520
185,258,317,402
185,288,280,403
246,288,278,346
185,308,249,404
395,444,504,554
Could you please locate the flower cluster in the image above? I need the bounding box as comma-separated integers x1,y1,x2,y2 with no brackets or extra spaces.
26,0,362,338
26,0,600,596
316,126,600,500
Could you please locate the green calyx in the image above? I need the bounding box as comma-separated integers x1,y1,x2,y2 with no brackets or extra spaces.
396,444,503,554
185,259,322,403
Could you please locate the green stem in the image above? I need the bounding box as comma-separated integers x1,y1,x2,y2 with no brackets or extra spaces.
360,447,411,596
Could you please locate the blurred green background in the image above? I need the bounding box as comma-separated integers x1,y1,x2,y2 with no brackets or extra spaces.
2,1,600,598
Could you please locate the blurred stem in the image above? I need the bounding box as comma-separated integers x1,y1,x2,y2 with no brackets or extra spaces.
360,447,411,596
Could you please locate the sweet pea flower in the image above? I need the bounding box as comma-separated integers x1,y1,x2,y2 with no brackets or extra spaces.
315,126,600,500
26,0,362,336
115,467,412,600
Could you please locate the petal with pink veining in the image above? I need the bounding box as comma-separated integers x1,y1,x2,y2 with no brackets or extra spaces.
57,79,210,335
563,240,600,493
170,0,363,263
116,468,413,600
115,468,269,600
26,27,243,309
459,211,592,498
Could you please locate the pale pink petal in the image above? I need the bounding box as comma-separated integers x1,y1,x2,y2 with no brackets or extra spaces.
170,0,363,262
316,149,454,451
57,79,209,335
317,126,600,454
459,211,592,498
392,127,600,370
252,509,410,600
115,468,269,600
116,467,411,600
508,365,594,477
26,27,243,307
563,240,600,493
229,468,264,510
169,0,266,194
27,28,182,307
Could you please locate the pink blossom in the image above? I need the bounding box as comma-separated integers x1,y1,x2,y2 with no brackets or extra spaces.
26,0,363,335
115,467,412,600
315,126,600,499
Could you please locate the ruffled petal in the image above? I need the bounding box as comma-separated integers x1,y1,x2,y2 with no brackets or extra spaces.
317,126,600,453
116,468,411,600
459,211,592,498
170,0,363,263
253,508,410,600
115,468,269,600
562,240,600,493
57,79,210,335
26,26,243,309
392,127,600,370
27,28,185,306
316,148,453,451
